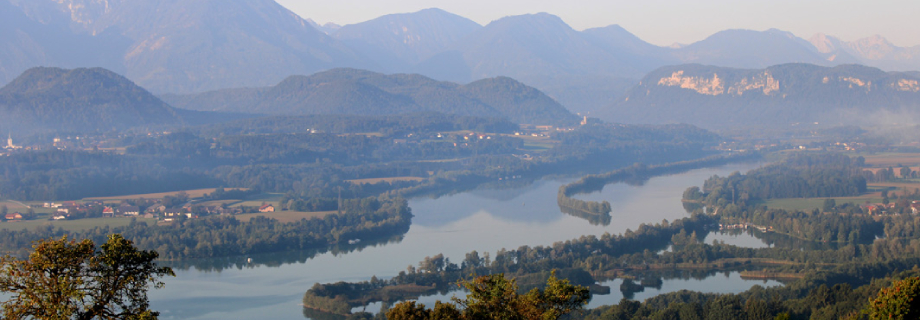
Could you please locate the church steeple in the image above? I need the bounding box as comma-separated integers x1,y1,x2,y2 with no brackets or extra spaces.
6,131,16,149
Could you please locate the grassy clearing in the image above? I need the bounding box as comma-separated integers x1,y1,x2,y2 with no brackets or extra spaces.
235,210,337,223
522,142,554,151
0,200,29,210
761,196,879,211
859,153,920,167
0,217,158,232
347,177,425,184
196,200,242,207
84,188,249,201
868,182,920,191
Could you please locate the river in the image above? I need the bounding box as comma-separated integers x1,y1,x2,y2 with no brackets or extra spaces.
149,162,772,319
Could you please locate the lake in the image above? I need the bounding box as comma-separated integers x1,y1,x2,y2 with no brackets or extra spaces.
149,162,767,319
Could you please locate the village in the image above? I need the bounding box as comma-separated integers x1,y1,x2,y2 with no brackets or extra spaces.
1,189,276,224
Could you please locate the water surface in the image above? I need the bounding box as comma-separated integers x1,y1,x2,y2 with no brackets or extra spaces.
150,162,767,319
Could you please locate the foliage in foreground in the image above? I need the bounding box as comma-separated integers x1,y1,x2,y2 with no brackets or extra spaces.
385,272,590,320
866,276,920,320
0,234,174,320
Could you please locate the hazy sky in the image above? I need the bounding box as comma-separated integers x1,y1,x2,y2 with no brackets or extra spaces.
275,0,920,47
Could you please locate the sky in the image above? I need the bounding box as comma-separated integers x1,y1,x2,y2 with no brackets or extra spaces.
275,0,920,47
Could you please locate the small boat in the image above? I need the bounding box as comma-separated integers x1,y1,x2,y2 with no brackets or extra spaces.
348,239,361,245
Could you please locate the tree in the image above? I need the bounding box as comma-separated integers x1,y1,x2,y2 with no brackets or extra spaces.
0,234,174,320
823,199,836,212
388,271,589,320
866,277,920,320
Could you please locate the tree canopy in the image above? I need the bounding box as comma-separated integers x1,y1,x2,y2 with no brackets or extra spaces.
866,277,920,320
0,234,174,320
386,271,590,320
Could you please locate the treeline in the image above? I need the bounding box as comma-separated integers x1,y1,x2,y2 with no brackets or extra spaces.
0,198,410,260
702,153,866,202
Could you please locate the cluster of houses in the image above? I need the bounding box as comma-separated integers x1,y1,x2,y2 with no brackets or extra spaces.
29,200,277,222
44,201,108,220
864,201,920,215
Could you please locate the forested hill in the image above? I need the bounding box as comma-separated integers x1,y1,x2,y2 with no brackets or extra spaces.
0,67,182,134
161,68,579,126
600,63,920,129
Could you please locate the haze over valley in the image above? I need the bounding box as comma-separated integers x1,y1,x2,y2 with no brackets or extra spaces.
2,1,920,320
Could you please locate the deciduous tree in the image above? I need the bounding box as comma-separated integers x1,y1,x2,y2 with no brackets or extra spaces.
0,234,174,320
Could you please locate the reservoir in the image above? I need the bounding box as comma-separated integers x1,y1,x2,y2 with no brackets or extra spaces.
150,162,770,319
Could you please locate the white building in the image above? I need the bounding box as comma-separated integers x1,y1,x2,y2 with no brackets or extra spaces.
5,133,21,150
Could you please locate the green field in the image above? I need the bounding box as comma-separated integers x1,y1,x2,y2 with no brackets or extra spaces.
0,217,158,232
760,197,879,211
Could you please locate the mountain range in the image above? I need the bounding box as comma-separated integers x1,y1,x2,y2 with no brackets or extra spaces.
2,0,370,94
599,63,920,129
2,0,920,119
161,68,579,126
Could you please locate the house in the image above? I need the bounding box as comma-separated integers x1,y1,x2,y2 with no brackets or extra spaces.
4,213,23,220
164,209,185,217
117,206,140,216
102,207,115,217
259,204,275,213
52,214,67,220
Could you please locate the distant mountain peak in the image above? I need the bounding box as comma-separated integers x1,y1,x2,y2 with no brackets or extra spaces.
0,67,181,134
305,18,341,34
490,12,569,27
808,33,842,53
851,34,896,59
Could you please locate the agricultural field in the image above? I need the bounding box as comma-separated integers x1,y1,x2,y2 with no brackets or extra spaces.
0,200,29,210
761,197,877,211
83,188,246,201
859,152,920,167
0,217,158,232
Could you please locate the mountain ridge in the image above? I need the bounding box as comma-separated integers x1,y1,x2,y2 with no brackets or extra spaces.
599,63,920,129
161,68,579,126
0,66,182,134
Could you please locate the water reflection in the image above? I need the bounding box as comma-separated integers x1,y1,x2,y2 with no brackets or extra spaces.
150,162,767,320
349,270,783,316
162,234,406,272
588,271,783,308
559,205,612,226
702,228,865,251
